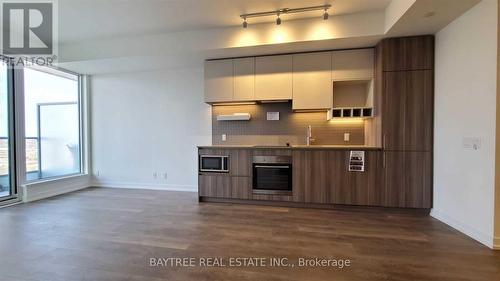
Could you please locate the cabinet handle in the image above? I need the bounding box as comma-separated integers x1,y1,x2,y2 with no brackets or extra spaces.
383,134,387,149
383,153,386,168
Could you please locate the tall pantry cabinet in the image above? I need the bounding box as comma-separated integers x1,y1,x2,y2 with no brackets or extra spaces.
377,36,434,208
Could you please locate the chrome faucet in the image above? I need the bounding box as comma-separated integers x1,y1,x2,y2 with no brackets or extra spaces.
306,125,315,146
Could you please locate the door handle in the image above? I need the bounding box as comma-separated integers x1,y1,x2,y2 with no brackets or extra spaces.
254,165,290,169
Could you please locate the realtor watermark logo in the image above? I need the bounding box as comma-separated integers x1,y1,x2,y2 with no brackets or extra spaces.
1,0,58,67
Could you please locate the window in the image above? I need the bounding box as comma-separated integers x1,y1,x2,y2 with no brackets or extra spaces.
23,68,81,181
0,60,14,199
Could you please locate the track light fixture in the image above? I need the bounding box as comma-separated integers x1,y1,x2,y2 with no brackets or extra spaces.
240,4,331,28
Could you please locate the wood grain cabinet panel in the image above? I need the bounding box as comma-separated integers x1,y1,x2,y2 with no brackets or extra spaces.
199,175,231,198
230,149,251,177
382,70,433,151
382,72,406,150
231,177,250,199
292,52,332,110
404,151,432,208
379,36,434,71
382,151,405,207
382,151,432,208
292,151,306,202
255,55,293,101
233,58,255,101
331,151,383,206
303,150,330,204
405,70,433,151
204,60,233,103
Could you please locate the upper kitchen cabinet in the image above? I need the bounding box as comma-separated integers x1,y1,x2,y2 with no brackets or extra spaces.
233,57,255,101
332,49,374,81
255,55,293,101
378,36,434,72
292,52,332,110
204,59,233,103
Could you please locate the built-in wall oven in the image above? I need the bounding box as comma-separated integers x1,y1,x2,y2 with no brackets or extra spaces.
199,155,229,173
252,156,292,195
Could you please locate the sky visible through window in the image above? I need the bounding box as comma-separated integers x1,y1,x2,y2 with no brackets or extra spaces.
24,68,79,138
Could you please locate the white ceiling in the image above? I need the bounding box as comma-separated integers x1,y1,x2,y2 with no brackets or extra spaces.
59,0,391,43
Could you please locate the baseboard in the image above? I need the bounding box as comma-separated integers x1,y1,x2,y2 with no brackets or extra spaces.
23,175,91,202
494,237,500,250
431,209,494,249
91,180,197,192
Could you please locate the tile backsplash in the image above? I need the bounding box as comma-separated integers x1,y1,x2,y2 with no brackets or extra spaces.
212,102,364,145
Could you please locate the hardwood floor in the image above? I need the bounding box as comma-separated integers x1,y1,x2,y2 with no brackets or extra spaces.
0,187,498,281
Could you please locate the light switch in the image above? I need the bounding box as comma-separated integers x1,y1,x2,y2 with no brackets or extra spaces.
463,137,481,150
222,134,227,142
344,133,350,142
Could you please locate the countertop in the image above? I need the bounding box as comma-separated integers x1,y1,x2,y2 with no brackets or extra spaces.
197,145,382,150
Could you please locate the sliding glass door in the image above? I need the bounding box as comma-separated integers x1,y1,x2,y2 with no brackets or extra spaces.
0,60,16,202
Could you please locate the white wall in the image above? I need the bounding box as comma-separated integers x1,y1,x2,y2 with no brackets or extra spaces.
433,0,498,248
90,67,211,191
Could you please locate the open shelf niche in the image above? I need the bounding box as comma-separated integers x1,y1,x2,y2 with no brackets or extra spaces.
327,79,374,120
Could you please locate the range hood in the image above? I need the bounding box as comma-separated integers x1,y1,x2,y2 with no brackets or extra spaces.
216,113,251,121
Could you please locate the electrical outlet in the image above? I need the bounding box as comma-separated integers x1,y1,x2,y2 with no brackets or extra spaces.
344,133,350,142
222,134,227,141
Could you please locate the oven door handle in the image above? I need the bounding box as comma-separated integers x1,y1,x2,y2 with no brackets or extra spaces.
254,165,290,169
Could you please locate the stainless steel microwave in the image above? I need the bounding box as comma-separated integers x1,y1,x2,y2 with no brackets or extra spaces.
199,155,229,173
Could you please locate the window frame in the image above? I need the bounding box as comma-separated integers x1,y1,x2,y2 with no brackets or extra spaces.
0,56,18,204
21,66,86,184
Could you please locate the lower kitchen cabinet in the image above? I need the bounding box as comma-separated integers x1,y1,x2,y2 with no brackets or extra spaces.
382,151,432,208
231,177,251,199
331,151,383,206
199,175,231,198
293,150,383,206
199,175,251,199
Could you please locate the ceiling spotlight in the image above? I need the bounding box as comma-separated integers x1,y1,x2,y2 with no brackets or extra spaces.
240,4,331,27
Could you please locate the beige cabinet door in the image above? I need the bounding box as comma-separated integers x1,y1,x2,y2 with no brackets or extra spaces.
292,52,332,110
332,49,374,81
255,55,293,100
233,57,255,101
204,59,233,103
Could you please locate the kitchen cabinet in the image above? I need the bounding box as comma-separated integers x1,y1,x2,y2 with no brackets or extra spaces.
199,175,231,198
229,149,251,177
331,151,383,206
378,36,434,72
382,151,432,208
231,177,250,199
293,150,333,204
233,57,255,101
293,150,382,206
204,59,233,103
382,72,406,150
255,55,293,101
382,70,433,151
332,49,374,81
292,52,332,110
405,70,433,151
